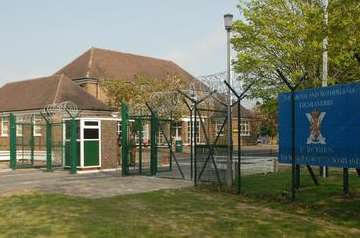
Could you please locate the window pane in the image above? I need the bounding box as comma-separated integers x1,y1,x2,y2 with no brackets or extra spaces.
2,117,9,136
66,121,71,140
216,120,224,136
85,121,98,126
16,125,23,136
84,128,99,139
117,122,121,134
33,116,42,136
66,120,80,140
16,117,23,136
187,121,200,143
240,120,250,136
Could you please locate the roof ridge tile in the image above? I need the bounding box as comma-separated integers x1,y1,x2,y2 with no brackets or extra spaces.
53,74,64,104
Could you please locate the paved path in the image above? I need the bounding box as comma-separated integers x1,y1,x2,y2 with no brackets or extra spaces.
0,169,192,198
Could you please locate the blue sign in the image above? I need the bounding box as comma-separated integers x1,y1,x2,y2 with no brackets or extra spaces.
278,83,360,168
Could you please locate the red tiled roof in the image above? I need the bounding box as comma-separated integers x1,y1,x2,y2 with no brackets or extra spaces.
56,47,195,84
0,74,110,112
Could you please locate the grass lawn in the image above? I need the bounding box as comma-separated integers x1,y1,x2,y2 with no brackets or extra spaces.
0,169,359,238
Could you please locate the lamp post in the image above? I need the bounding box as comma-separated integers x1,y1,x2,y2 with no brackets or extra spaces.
224,13,234,190
321,0,329,178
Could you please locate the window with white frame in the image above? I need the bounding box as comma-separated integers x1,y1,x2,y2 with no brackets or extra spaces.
135,124,149,145
117,121,121,135
173,122,182,140
118,121,149,144
157,130,166,145
240,120,251,136
215,120,225,137
84,121,100,139
1,116,9,137
16,117,23,137
137,123,149,144
187,121,200,143
143,124,149,142
33,115,42,136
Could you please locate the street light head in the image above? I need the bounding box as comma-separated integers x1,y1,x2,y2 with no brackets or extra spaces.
224,14,233,31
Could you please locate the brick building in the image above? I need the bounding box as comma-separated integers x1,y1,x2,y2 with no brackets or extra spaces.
0,74,119,171
0,47,257,171
56,47,258,146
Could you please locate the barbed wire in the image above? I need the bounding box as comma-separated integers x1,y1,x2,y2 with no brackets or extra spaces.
131,71,245,118
196,71,242,94
42,101,79,121
148,90,183,118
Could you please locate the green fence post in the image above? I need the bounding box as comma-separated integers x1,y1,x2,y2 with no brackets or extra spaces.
121,102,129,176
30,115,34,166
9,114,16,170
135,118,143,175
169,119,173,171
150,112,158,176
46,121,52,171
70,117,77,174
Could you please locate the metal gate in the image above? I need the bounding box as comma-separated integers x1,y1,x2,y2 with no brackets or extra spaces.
126,116,152,175
178,89,230,187
121,104,152,176
155,117,189,180
120,102,190,180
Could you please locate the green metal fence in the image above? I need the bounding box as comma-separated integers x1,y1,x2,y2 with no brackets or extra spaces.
121,103,153,176
8,113,78,173
120,102,190,179
64,119,79,174
127,116,152,176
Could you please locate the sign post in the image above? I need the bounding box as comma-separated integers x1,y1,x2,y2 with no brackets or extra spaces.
279,82,360,196
343,168,349,195
277,70,307,201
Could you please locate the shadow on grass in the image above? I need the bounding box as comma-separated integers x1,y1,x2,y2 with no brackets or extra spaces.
0,184,358,237
232,168,360,228
0,169,359,237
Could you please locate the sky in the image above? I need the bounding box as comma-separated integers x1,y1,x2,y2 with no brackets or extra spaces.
0,0,240,86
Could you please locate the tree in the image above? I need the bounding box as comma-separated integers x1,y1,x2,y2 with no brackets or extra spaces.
255,99,278,140
233,0,360,99
232,0,360,135
328,0,360,79
101,74,187,118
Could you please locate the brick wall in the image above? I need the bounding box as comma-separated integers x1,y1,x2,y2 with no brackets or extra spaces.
0,115,49,151
231,118,258,145
79,83,110,106
101,120,120,169
180,118,258,146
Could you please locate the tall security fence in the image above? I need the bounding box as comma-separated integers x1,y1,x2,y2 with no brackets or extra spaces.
120,102,190,180
2,101,80,174
119,83,278,193
11,114,64,169
179,88,232,188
